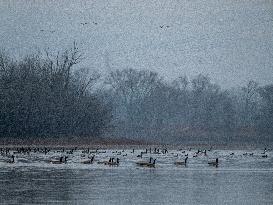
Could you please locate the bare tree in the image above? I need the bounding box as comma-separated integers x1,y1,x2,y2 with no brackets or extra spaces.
242,80,259,126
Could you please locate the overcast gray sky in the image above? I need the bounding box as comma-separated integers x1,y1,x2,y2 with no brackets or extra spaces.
0,0,272,87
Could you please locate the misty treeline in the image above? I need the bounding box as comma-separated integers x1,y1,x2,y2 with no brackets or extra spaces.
105,69,272,143
0,45,111,138
0,46,272,143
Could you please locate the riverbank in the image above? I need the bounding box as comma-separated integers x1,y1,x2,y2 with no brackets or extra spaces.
0,136,272,150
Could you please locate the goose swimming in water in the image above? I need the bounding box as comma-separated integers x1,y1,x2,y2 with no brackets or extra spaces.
137,152,143,158
108,158,119,166
103,158,119,166
7,155,15,163
136,157,156,168
208,158,219,166
81,156,95,164
50,156,67,164
174,157,188,166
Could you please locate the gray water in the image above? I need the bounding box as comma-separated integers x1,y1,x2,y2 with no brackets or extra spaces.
0,148,273,204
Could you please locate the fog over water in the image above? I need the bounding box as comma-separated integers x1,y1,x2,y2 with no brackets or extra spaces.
0,0,273,87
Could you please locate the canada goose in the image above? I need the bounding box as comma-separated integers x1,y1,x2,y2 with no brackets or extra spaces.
90,149,98,154
262,154,268,158
208,158,219,166
82,148,90,154
50,157,63,164
50,156,67,164
7,155,15,163
67,150,74,154
81,156,95,164
108,158,119,166
97,157,113,165
136,158,156,167
97,160,109,164
147,159,156,167
136,157,152,166
174,157,188,166
137,152,143,158
103,158,119,166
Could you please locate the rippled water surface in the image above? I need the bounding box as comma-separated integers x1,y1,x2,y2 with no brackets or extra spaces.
0,148,273,204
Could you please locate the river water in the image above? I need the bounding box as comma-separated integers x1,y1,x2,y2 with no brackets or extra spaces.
0,148,272,204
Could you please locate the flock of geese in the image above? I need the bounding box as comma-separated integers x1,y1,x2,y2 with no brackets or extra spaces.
39,22,171,34
0,147,270,168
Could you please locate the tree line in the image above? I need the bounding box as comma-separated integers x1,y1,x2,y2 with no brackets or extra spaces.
0,45,111,139
103,69,273,144
0,46,272,143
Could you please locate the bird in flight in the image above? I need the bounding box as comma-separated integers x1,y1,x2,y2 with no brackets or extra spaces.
160,25,170,28
40,29,55,33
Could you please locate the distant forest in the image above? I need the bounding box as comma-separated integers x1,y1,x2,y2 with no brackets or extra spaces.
0,46,272,144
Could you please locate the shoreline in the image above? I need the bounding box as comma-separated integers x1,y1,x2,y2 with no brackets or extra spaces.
0,137,272,150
